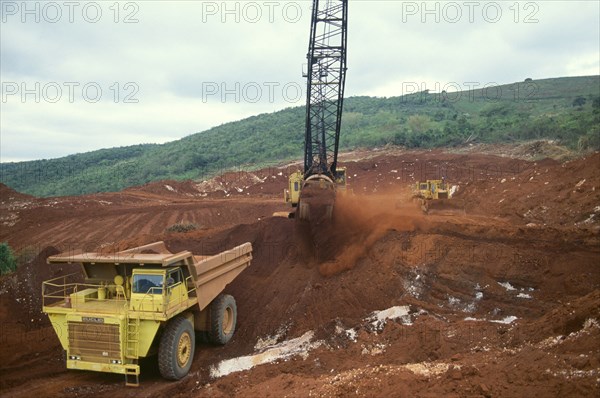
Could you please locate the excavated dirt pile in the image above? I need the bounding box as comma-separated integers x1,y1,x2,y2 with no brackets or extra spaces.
0,148,598,397
458,152,600,228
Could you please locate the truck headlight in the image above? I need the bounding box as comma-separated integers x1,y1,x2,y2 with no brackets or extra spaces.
69,355,81,360
110,359,122,364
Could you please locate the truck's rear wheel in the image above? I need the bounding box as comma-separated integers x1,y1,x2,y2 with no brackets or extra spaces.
208,294,237,345
158,315,195,380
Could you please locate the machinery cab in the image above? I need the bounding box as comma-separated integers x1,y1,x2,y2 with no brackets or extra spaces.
284,171,304,207
130,267,189,313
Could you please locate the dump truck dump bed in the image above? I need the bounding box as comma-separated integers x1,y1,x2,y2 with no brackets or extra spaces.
46,241,252,313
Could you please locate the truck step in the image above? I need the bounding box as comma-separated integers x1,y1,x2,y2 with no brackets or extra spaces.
124,364,140,387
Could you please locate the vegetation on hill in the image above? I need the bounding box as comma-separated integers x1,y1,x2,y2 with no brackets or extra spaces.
1,76,598,197
0,242,17,275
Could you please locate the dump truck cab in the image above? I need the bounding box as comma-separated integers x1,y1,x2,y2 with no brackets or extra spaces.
42,241,252,386
130,267,189,313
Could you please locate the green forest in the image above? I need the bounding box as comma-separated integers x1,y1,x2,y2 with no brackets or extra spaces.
1,76,599,197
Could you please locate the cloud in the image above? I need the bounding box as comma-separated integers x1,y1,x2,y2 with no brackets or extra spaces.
1,0,598,162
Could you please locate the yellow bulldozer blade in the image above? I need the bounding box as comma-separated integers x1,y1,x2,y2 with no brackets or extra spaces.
424,199,466,215
272,211,294,219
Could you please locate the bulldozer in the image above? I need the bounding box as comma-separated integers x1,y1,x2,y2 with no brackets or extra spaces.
413,179,464,214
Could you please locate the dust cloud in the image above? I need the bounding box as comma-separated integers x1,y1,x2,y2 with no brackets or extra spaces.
296,189,426,277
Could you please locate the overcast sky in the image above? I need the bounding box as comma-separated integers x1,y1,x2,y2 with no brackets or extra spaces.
1,0,598,162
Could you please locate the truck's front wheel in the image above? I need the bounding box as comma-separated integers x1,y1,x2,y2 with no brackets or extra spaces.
208,294,237,345
159,315,195,380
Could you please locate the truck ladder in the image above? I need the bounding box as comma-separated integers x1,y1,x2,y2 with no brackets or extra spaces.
125,315,140,358
125,315,140,386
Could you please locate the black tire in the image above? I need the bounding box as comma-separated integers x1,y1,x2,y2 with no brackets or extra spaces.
158,315,195,380
208,294,237,345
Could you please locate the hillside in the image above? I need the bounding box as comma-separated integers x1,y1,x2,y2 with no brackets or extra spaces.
1,75,598,197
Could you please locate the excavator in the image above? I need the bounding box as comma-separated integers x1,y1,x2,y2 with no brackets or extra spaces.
284,0,348,220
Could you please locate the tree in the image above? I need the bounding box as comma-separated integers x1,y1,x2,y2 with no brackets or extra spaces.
407,114,432,134
0,243,17,275
572,96,586,107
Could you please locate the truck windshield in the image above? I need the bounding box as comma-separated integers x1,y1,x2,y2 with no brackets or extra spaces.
132,274,164,294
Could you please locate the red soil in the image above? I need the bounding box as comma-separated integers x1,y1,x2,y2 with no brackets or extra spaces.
0,147,598,397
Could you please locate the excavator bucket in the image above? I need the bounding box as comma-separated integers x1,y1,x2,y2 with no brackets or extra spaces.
295,176,336,222
297,199,334,221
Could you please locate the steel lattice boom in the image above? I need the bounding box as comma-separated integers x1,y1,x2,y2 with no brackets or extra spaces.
303,0,348,179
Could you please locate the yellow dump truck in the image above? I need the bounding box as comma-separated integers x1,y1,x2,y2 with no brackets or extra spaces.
42,241,252,386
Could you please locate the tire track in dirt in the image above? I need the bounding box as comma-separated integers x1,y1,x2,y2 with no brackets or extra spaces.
185,211,198,225
65,217,97,245
155,209,181,233
38,218,81,238
100,214,139,242
94,214,143,244
26,218,83,248
165,211,184,229
191,210,207,226
129,209,158,237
